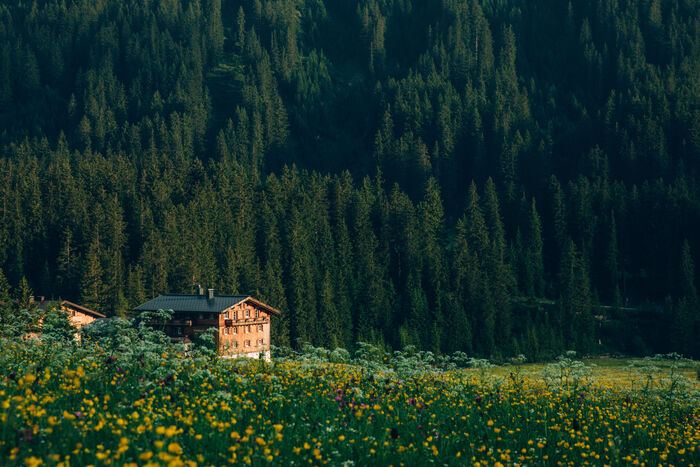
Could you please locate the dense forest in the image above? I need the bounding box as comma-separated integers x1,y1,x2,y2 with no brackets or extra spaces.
1,0,699,359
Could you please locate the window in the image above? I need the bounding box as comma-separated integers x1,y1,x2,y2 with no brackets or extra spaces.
255,310,259,318
258,324,263,332
176,327,183,336
224,327,229,335
245,340,250,347
247,325,251,333
233,326,238,334
245,309,250,318
233,310,238,320
257,338,263,346
224,311,229,319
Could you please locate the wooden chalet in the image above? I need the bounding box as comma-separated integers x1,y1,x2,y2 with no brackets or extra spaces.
29,298,106,340
134,288,280,359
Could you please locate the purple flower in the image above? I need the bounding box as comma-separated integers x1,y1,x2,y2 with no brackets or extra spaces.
17,428,32,442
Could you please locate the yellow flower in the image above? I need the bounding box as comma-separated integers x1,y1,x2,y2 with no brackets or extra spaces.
273,424,283,432
168,443,183,455
139,451,153,460
24,457,43,467
255,437,266,446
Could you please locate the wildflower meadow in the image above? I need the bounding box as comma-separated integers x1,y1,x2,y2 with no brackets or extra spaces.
1,314,699,466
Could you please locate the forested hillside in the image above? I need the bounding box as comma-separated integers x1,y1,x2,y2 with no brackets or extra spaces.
1,0,699,359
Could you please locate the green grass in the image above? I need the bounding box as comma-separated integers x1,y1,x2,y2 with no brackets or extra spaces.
1,339,699,466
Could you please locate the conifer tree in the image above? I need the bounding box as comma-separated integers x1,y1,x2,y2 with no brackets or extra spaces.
523,198,545,298
81,233,106,313
15,277,33,310
604,211,620,303
669,240,699,357
0,269,10,303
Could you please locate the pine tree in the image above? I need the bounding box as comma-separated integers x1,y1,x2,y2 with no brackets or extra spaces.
465,182,490,258
104,195,127,315
524,198,545,297
15,277,33,310
261,260,290,347
604,211,620,302
318,270,341,349
549,175,567,258
287,206,317,345
669,240,699,357
558,239,593,351
418,178,447,351
236,7,246,52
126,264,147,308
0,269,10,303
206,0,224,64
332,217,355,348
482,178,506,262
81,233,106,313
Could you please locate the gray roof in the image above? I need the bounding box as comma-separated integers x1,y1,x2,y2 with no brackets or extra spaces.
134,294,249,313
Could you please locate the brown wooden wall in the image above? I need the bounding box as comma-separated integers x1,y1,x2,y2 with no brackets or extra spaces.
217,301,271,355
64,306,99,330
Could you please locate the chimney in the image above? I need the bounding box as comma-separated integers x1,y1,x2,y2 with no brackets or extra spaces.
198,285,204,296
207,288,214,300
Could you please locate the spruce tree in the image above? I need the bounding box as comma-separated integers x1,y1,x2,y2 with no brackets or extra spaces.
604,211,620,303
15,277,33,310
669,240,699,357
81,233,106,313
524,198,545,298
0,269,10,303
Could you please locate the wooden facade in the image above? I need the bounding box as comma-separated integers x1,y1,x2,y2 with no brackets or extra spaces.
60,301,106,330
134,291,280,358
33,299,106,339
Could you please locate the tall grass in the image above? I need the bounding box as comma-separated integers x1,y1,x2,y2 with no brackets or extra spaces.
0,316,698,466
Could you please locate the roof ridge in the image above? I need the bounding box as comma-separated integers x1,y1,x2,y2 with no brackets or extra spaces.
158,293,250,297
